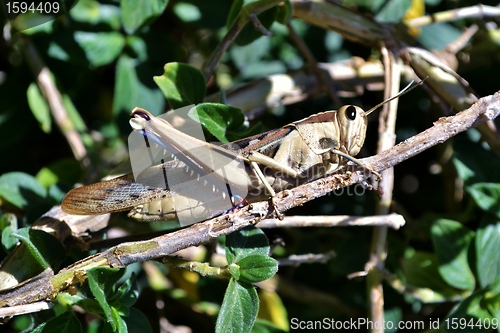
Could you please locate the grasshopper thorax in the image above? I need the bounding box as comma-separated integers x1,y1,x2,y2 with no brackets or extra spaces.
337,105,367,157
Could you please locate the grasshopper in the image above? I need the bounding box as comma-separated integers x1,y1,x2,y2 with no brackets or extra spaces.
62,81,420,225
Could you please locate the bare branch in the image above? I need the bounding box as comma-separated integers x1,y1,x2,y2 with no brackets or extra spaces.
276,252,336,266
22,38,91,171
404,5,500,28
256,214,405,229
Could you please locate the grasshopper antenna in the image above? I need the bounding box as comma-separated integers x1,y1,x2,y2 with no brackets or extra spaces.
365,78,428,115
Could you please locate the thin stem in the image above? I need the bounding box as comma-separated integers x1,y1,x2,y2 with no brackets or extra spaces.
163,257,232,279
404,5,500,28
21,37,91,171
367,48,402,333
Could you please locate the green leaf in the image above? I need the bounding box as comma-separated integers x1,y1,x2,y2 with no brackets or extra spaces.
1,214,18,251
375,0,412,23
229,263,241,281
476,216,500,289
27,83,51,133
70,0,122,30
226,227,271,264
252,319,288,333
444,291,494,333
11,228,66,270
87,267,125,329
485,292,500,327
115,273,139,307
453,140,500,185
431,219,475,290
188,103,245,143
153,62,206,109
31,311,82,333
0,228,66,286
173,2,202,22
467,183,500,219
226,0,244,28
237,255,278,283
419,22,463,50
113,54,165,116
62,94,87,133
230,37,286,79
124,308,154,333
121,0,169,34
0,172,47,209
13,13,55,33
275,0,293,24
74,31,125,67
111,306,128,333
215,279,259,333
402,251,460,296
36,159,82,188
125,35,148,62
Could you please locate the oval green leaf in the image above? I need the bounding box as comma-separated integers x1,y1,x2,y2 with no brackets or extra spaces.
188,103,245,143
74,31,125,67
476,216,500,289
153,62,206,109
431,219,475,290
215,279,258,333
27,83,51,133
0,172,47,209
226,227,270,264
237,255,278,283
401,251,460,299
11,228,65,270
121,0,169,34
114,55,165,116
468,183,500,219
444,290,494,333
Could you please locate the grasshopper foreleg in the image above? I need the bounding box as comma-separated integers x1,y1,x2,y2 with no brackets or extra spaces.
331,149,382,181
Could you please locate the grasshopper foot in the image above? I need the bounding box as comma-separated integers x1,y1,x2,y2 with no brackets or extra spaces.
271,197,284,220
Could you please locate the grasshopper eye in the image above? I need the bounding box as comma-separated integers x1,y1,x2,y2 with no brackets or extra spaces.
345,105,357,121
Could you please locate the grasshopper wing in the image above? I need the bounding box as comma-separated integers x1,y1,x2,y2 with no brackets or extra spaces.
129,107,250,226
61,173,172,215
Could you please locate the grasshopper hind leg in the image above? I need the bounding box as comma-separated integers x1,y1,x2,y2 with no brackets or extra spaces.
249,161,285,220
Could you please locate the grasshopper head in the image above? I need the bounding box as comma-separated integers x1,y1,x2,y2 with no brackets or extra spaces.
130,107,153,130
337,105,367,157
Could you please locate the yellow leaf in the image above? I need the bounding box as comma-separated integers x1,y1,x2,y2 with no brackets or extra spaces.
258,289,289,331
403,0,425,37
